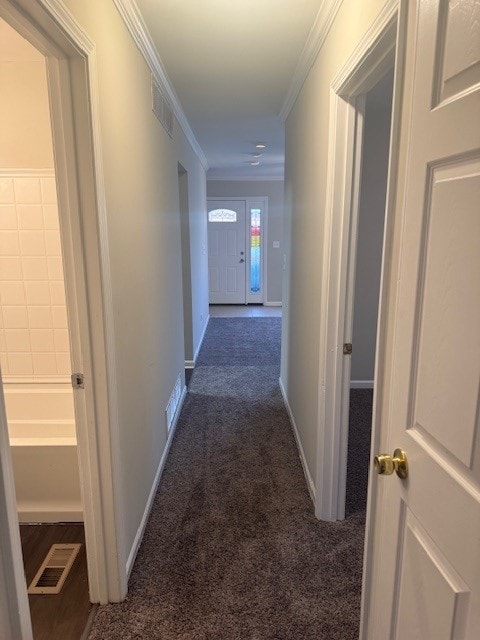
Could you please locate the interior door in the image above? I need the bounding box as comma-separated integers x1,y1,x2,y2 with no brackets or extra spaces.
365,1,480,638
207,200,246,304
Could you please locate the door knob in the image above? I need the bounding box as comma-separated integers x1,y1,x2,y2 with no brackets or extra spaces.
239,258,245,263
374,449,408,479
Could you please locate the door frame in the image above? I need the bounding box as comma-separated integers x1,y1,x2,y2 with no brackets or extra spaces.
315,0,400,522
207,196,268,305
315,0,401,520
314,0,410,632
0,0,126,632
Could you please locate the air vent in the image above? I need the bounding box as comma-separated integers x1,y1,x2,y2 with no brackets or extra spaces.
28,543,81,595
152,76,173,137
166,374,183,433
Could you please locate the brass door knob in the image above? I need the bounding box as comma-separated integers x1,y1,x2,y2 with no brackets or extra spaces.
374,449,408,479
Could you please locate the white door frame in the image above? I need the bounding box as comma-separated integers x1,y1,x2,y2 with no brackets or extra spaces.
0,1,127,632
207,196,268,304
315,0,403,521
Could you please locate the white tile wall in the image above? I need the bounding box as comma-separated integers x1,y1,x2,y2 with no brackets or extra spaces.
0,172,71,379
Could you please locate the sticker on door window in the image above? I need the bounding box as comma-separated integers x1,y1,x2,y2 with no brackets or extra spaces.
208,209,237,222
250,208,261,293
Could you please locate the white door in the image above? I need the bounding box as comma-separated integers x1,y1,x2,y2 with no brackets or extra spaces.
207,200,246,304
365,1,480,638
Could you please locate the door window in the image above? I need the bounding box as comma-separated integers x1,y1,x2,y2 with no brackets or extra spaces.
250,208,261,293
208,208,237,222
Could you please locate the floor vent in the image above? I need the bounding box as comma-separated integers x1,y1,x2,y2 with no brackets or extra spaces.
28,543,81,595
166,374,183,434
152,75,173,137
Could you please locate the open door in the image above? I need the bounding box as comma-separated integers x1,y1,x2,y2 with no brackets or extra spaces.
363,0,480,637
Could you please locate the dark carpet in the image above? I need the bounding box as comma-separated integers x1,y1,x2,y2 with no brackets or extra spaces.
346,389,373,518
89,318,366,640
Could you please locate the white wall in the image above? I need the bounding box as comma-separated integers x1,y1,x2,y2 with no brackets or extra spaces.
207,180,284,303
57,0,208,566
281,0,393,486
0,20,80,522
351,71,394,382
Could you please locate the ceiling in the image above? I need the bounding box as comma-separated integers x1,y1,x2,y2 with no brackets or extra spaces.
135,0,324,179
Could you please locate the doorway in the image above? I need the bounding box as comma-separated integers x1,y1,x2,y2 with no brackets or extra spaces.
207,197,266,305
0,16,91,638
314,9,398,523
0,1,125,637
178,164,194,363
345,70,394,516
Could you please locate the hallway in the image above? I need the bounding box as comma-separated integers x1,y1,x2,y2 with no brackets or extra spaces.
89,318,365,639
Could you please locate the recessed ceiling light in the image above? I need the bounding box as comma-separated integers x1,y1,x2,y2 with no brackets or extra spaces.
255,143,266,149
250,161,260,166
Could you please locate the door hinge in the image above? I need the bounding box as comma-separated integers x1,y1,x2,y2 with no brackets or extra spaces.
343,343,353,355
71,373,84,389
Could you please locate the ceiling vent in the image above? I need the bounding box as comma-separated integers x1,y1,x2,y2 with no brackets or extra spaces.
152,76,173,138
28,543,81,595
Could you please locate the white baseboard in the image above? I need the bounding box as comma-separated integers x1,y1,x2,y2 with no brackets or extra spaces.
184,315,209,369
350,380,374,389
126,384,187,577
279,377,315,503
263,302,282,307
18,508,84,523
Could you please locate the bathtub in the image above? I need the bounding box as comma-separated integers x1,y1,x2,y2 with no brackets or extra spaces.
4,382,83,523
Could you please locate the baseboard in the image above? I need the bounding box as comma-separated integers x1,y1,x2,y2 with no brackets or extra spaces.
278,377,315,503
126,384,187,577
350,380,374,389
18,508,84,523
263,302,282,307
184,315,210,369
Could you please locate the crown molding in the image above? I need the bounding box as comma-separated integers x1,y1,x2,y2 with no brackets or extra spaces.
279,0,344,122
112,0,209,170
207,175,284,182
331,0,398,95
38,0,95,54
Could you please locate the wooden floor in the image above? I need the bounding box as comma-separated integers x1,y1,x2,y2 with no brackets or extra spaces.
20,523,92,640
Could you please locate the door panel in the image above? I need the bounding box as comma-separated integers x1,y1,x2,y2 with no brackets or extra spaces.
394,508,470,640
207,200,246,303
367,1,480,637
412,162,480,468
226,267,238,293
435,0,480,103
208,267,219,293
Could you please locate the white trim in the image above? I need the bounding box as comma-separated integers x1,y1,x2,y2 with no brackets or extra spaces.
350,380,374,389
279,377,315,503
280,0,344,122
194,314,209,361
112,0,208,170
126,384,187,577
18,509,84,523
0,377,33,639
331,0,399,94
263,302,282,307
184,313,210,368
207,175,284,182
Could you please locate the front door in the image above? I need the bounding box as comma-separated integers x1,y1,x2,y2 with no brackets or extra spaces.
365,1,480,637
207,200,246,304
